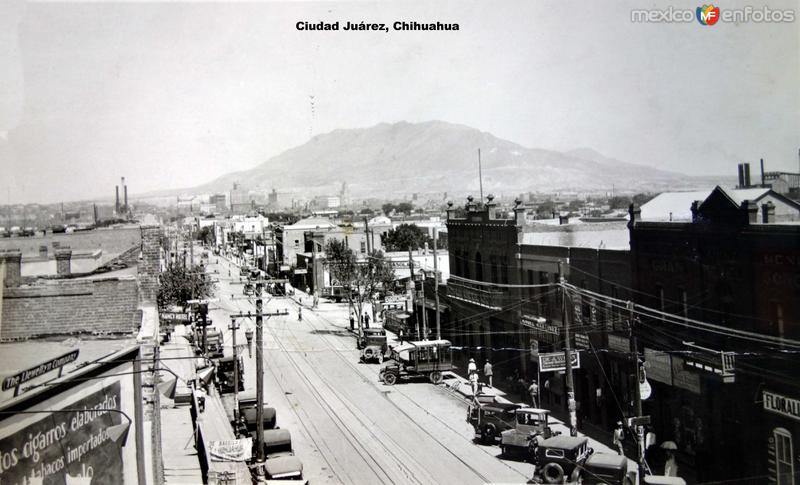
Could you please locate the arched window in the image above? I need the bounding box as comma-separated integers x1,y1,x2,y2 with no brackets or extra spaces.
774,427,794,485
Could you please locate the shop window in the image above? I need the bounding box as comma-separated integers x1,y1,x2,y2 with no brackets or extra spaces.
774,427,794,485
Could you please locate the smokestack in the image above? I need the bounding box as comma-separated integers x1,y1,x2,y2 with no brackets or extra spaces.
124,185,128,212
744,163,751,187
115,186,120,213
93,203,98,225
737,164,744,188
760,158,765,186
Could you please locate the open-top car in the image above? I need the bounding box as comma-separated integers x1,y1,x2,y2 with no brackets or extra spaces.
500,408,557,460
259,429,306,482
379,340,453,385
468,400,524,444
530,435,592,484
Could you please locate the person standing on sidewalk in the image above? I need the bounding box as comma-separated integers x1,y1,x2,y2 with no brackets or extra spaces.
469,370,479,396
613,421,625,456
468,358,477,374
298,305,303,321
349,312,355,330
483,360,494,388
364,313,370,329
528,380,539,408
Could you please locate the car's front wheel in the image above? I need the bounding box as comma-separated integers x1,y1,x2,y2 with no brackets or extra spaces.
383,372,398,386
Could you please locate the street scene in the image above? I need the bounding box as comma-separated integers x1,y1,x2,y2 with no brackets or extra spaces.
1,1,799,485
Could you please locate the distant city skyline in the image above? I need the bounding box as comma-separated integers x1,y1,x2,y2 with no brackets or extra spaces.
1,0,798,204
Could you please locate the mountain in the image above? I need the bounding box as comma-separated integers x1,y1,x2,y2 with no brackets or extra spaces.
186,121,721,199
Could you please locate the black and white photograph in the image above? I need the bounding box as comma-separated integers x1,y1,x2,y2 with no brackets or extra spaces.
0,1,798,484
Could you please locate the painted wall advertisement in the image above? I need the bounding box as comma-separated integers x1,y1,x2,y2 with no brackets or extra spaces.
0,363,138,485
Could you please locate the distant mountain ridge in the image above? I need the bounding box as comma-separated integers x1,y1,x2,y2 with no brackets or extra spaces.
178,121,726,199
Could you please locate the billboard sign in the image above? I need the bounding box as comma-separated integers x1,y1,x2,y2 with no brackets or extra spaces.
539,351,580,372
0,359,140,484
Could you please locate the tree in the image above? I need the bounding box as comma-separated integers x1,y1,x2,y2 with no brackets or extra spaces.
381,203,395,216
395,202,414,215
608,196,632,210
325,239,395,339
157,263,215,312
383,223,432,252
632,193,656,207
195,226,214,245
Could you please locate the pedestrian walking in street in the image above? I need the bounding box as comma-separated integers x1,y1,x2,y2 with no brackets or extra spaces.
399,329,404,343
468,357,477,374
613,421,626,456
483,360,494,388
298,305,303,321
528,380,539,408
349,312,355,330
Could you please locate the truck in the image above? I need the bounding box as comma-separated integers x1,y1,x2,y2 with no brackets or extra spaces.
499,408,557,461
467,399,524,444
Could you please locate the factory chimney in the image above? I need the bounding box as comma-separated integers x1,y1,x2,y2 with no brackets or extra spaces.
115,186,120,213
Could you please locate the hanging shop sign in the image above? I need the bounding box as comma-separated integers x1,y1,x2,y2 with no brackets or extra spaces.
644,348,673,385
539,351,580,372
574,333,590,349
606,334,630,354
521,315,559,335
763,391,800,422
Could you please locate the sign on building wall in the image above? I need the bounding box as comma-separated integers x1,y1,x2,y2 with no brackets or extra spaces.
763,391,800,422
1,350,80,392
607,334,630,354
574,333,590,349
539,351,580,372
671,355,701,394
644,348,673,385
0,361,139,484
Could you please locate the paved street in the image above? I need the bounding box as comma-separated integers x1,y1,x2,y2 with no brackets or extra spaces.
205,255,536,485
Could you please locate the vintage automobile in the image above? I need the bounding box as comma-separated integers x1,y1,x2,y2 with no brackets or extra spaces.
359,328,389,363
467,400,524,444
238,405,277,438
529,435,592,484
258,429,306,482
580,452,636,485
217,355,244,394
500,408,557,460
321,285,346,302
204,329,224,358
379,340,453,385
642,477,687,485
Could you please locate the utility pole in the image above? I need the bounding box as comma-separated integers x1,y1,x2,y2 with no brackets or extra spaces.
255,299,265,469
152,339,164,485
229,301,289,471
629,301,646,475
420,267,428,340
478,148,484,202
559,262,577,436
408,247,420,340
229,317,240,426
433,228,440,340
363,217,371,254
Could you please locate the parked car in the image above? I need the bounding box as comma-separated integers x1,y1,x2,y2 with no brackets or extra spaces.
379,340,453,385
238,405,277,438
467,400,524,444
359,328,388,363
217,355,244,394
205,329,224,358
260,429,306,482
529,435,592,484
580,452,636,485
500,408,557,461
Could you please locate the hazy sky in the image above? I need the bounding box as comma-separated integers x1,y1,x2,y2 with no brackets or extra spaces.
1,0,798,204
